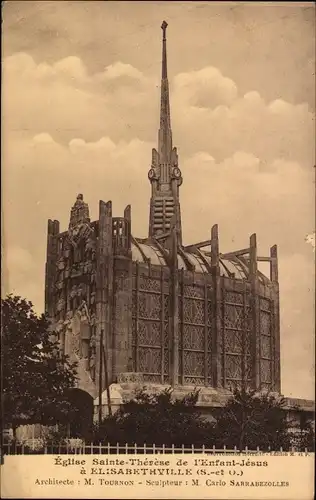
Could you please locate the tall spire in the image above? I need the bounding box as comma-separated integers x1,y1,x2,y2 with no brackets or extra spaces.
148,21,183,245
159,20,172,163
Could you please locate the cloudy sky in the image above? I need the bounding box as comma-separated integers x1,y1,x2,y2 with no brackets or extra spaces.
2,1,315,399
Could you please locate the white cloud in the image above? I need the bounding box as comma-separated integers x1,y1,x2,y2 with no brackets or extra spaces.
174,66,238,108
2,53,159,146
172,87,314,164
69,136,116,153
3,52,36,74
53,56,88,81
180,153,314,256
33,133,55,144
99,61,145,81
3,52,315,168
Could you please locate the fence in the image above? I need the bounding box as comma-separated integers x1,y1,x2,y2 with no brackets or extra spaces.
1,440,306,456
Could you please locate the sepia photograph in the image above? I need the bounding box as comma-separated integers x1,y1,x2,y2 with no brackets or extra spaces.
1,1,315,498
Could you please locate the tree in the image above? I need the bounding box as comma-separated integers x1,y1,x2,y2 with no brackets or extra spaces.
213,388,292,451
297,420,315,452
93,387,216,446
287,410,315,452
1,295,78,435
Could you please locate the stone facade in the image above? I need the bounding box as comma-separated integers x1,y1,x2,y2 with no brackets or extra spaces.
45,205,282,399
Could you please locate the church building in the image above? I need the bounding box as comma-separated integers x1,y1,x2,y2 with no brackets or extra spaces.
45,22,285,415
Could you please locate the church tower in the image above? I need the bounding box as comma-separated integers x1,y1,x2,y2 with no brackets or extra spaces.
148,21,183,245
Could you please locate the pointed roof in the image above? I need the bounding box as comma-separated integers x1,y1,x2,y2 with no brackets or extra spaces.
158,20,172,163
69,194,90,229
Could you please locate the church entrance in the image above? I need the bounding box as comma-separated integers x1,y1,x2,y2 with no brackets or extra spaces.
66,388,94,439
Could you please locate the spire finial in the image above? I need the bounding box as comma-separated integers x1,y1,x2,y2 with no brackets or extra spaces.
161,20,168,39
161,20,168,80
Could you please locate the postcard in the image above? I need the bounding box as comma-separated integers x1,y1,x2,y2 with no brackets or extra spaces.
1,2,315,499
